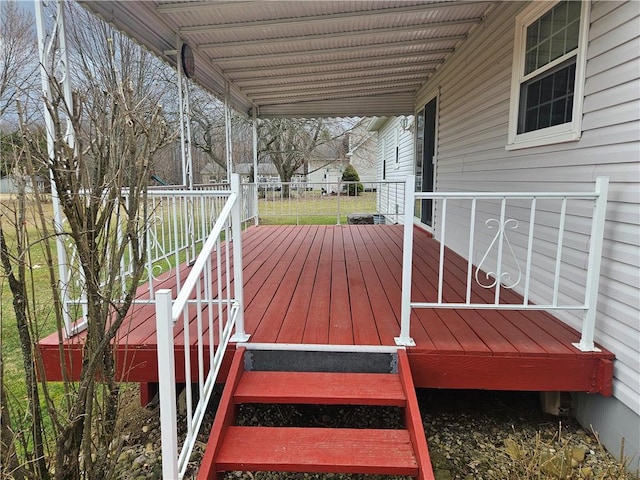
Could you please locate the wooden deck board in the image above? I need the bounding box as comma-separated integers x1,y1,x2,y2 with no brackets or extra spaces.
38,224,614,394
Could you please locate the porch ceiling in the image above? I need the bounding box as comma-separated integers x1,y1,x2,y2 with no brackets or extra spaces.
78,0,497,118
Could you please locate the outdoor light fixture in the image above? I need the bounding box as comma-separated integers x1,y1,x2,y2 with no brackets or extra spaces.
181,43,195,78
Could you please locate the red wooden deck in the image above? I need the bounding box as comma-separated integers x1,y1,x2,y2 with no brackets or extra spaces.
38,225,614,395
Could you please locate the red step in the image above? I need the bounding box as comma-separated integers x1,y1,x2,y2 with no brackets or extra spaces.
198,347,435,480
216,426,418,475
234,370,407,406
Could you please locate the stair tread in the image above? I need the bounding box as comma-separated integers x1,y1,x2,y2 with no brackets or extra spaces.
234,371,406,405
216,426,418,475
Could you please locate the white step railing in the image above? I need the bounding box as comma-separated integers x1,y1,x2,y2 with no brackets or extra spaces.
398,177,609,352
256,180,405,225
155,174,249,479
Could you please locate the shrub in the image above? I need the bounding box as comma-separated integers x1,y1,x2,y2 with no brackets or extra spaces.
341,164,364,196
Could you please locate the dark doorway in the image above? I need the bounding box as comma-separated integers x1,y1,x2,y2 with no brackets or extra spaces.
415,97,437,226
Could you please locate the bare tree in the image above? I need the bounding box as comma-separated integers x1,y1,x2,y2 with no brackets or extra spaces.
257,117,360,195
0,3,173,479
0,1,37,121
189,88,252,182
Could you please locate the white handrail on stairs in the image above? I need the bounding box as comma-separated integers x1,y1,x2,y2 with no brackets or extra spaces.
155,174,249,479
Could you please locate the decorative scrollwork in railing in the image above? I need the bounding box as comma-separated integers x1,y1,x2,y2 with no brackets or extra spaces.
145,213,173,281
475,217,522,290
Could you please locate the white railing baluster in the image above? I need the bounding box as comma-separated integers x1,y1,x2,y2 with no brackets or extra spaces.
172,196,181,291
552,197,568,308
523,197,537,306
217,239,223,346
182,305,193,440
207,254,215,370
196,275,205,399
437,199,447,304
494,198,507,305
466,198,476,304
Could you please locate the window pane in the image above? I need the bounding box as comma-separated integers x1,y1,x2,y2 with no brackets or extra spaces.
553,67,569,96
567,63,576,94
567,1,582,24
524,1,580,75
566,19,580,51
527,81,541,108
550,31,567,62
526,22,539,51
539,103,552,129
518,61,576,134
537,39,551,70
540,75,553,103
552,99,567,124
524,107,539,132
538,10,553,40
553,1,568,34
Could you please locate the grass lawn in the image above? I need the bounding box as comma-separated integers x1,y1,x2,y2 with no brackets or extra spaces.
257,190,378,225
0,196,66,448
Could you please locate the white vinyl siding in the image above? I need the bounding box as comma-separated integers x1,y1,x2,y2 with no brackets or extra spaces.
416,0,640,416
374,117,415,223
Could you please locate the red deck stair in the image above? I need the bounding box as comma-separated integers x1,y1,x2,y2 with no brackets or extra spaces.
198,347,434,479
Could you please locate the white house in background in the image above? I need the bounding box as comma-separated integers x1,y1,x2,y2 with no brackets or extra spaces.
0,174,45,194
346,121,378,185
372,1,640,467
368,116,415,222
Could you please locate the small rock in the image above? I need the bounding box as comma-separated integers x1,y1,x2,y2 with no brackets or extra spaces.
580,466,593,477
572,446,587,462
434,469,453,480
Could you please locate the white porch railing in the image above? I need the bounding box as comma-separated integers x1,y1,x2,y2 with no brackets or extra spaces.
60,181,257,337
257,180,405,225
398,176,609,352
155,174,249,479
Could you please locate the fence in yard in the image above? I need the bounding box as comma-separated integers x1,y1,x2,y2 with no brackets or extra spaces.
398,176,609,353
155,174,248,479
255,180,405,225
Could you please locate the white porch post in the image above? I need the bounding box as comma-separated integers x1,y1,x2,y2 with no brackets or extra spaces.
230,174,250,342
35,0,85,337
396,175,416,346
573,177,609,352
176,38,194,190
252,107,259,225
176,38,196,264
225,83,233,183
155,289,179,479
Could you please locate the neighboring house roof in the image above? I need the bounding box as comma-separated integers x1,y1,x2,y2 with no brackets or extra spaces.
366,117,390,131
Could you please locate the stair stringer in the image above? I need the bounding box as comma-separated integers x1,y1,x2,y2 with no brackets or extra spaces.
197,346,245,480
398,349,435,480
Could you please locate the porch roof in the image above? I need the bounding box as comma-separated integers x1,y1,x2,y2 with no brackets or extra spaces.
77,1,497,117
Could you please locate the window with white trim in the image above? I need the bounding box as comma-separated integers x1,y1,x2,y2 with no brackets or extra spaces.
507,0,589,149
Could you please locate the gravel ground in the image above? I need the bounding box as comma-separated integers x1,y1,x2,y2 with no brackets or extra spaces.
114,387,638,480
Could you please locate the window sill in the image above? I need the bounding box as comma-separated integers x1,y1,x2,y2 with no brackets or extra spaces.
506,129,581,151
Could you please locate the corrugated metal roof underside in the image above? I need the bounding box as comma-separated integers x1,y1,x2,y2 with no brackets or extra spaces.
79,0,497,118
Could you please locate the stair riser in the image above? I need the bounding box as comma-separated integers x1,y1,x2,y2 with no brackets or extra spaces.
216,462,418,476
245,350,398,373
